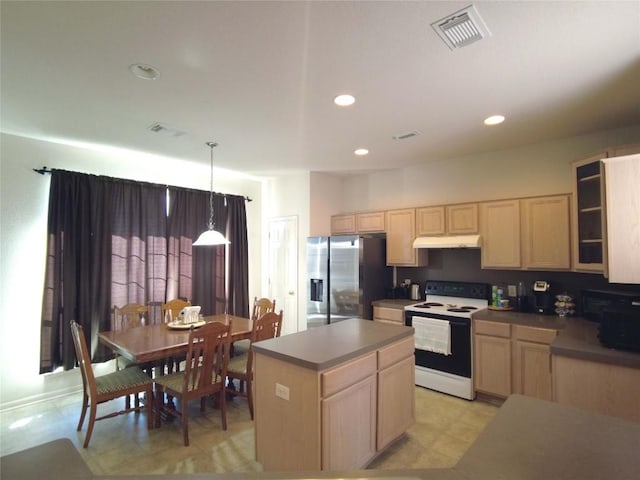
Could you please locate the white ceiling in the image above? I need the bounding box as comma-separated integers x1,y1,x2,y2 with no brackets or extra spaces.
2,1,639,177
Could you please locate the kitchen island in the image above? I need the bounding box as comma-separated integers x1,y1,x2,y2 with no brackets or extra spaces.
252,318,415,472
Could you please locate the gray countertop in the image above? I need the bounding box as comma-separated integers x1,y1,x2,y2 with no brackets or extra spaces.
252,318,414,371
473,308,640,369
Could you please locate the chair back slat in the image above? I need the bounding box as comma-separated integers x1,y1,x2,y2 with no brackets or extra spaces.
251,297,276,320
161,298,191,322
182,322,231,395
70,321,97,398
247,310,283,373
113,303,150,330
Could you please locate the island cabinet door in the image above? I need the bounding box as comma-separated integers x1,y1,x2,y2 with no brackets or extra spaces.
321,374,377,470
377,354,415,450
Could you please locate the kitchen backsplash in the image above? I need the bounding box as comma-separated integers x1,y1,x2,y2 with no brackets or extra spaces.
396,249,640,315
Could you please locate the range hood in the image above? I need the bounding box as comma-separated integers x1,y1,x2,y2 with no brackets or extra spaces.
413,234,481,249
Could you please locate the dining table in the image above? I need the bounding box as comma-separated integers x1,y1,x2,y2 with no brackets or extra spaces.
98,313,253,365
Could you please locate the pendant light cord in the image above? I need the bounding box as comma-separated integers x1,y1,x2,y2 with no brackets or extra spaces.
206,142,218,229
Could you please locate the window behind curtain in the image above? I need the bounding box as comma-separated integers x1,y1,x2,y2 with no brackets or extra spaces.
110,181,167,327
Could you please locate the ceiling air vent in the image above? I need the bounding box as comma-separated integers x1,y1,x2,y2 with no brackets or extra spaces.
148,122,186,137
393,130,421,141
431,5,491,50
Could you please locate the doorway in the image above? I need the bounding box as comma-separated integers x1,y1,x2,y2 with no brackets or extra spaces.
267,216,298,335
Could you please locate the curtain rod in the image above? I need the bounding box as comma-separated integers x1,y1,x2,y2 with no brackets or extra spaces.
33,166,253,202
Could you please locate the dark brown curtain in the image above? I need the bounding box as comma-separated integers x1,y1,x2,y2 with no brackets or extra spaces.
40,171,113,372
226,196,249,317
41,171,249,372
167,188,248,315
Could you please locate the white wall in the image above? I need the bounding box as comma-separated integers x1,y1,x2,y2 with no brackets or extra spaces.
264,172,311,332
309,172,343,237
0,133,263,409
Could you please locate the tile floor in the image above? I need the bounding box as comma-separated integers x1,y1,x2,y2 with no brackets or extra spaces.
0,387,498,475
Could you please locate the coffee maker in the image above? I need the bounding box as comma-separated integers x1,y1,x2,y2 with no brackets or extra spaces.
533,280,554,315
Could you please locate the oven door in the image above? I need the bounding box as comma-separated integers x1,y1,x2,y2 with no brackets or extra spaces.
405,311,471,378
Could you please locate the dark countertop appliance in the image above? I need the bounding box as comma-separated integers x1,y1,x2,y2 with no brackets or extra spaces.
533,280,554,315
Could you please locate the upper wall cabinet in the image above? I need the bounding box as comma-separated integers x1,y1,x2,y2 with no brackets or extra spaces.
386,208,428,267
356,211,386,233
416,203,478,236
480,199,521,269
571,152,607,273
571,144,640,275
416,206,446,236
447,203,478,234
602,153,640,284
331,212,385,235
331,214,356,234
521,195,571,270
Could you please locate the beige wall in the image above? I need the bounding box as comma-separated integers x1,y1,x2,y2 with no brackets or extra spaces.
341,125,640,212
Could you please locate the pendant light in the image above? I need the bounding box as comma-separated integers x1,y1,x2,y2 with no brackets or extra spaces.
193,142,230,246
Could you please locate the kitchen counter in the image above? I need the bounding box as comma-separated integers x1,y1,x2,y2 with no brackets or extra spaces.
253,319,416,471
473,309,640,369
252,317,414,370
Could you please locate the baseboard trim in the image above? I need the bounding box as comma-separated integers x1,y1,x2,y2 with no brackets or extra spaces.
0,386,82,413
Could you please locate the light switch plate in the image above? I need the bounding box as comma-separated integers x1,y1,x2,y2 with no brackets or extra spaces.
508,285,517,297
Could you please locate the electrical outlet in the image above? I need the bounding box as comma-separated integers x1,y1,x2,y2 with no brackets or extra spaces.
508,284,517,297
275,383,290,401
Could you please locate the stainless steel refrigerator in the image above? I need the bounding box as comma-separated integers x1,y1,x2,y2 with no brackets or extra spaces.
307,235,392,328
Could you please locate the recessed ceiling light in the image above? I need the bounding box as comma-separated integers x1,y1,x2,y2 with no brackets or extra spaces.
334,94,355,107
484,115,505,126
129,63,161,80
354,148,369,156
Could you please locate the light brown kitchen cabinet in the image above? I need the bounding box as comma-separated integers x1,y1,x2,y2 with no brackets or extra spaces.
331,214,356,234
254,326,415,471
553,355,640,423
416,203,478,236
416,206,446,235
479,199,521,269
474,319,558,401
447,203,478,234
356,211,385,233
521,195,571,270
385,208,428,266
571,152,607,273
376,336,415,451
512,325,557,401
373,306,404,326
322,371,377,470
473,320,512,398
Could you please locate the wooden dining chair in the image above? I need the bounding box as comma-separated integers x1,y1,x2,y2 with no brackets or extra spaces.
160,298,191,374
233,297,277,356
112,303,154,409
70,321,153,448
252,297,276,320
154,321,231,446
226,310,283,419
161,298,191,323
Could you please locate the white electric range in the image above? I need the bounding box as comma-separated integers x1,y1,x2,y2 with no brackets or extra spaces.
404,281,490,400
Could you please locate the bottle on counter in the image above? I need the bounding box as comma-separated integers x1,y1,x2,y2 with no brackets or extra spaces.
516,281,528,312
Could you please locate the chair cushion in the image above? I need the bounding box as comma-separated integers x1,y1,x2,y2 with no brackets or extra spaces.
232,339,250,356
95,367,152,395
227,353,248,376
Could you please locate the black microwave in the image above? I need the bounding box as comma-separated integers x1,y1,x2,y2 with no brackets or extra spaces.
599,306,640,353
581,289,640,322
